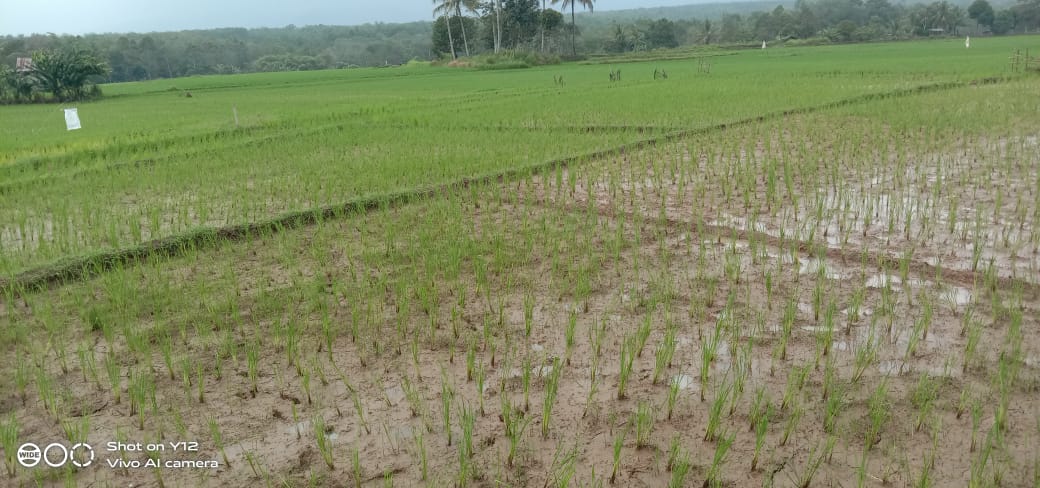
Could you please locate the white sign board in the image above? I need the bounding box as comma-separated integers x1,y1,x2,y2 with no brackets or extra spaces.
15,57,32,72
64,108,81,131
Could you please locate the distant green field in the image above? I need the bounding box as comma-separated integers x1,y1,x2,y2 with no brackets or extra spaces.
0,36,1035,277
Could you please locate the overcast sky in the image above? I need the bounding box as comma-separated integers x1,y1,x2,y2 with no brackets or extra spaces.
0,0,717,36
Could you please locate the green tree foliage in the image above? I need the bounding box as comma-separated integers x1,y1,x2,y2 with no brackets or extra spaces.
253,54,324,71
28,48,109,101
968,0,995,29
605,24,629,52
1011,0,1040,30
645,18,679,49
992,9,1017,33
909,1,965,35
433,16,480,57
502,0,541,48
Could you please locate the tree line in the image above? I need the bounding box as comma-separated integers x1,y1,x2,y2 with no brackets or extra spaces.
2,0,1039,103
433,0,1040,56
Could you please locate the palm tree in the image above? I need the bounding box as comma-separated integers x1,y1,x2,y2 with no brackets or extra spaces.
551,0,595,56
455,0,477,57
494,0,503,53
541,0,548,52
433,0,457,59
29,48,109,101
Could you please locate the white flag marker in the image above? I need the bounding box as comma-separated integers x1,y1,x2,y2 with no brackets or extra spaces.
64,108,81,131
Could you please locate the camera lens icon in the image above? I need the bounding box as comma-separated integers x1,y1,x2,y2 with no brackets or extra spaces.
17,443,41,468
16,442,94,468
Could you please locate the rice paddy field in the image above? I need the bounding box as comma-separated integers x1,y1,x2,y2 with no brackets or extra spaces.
1,36,1039,487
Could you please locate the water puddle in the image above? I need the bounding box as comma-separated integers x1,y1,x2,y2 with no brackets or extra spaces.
535,364,556,378
939,286,973,307
865,274,900,289
878,359,956,378
767,251,796,264
842,306,873,317
384,384,405,406
672,374,695,390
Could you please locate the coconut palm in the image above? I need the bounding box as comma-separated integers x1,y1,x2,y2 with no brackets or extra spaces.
433,0,458,59
436,0,478,58
455,0,477,57
541,0,548,52
551,0,595,56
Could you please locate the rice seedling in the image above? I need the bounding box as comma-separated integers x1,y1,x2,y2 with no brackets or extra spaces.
546,441,581,488
851,321,879,384
704,430,735,488
792,441,828,488
653,326,677,386
501,395,532,467
542,358,562,439
291,403,302,440
310,414,334,470
565,310,578,366
776,299,796,362
209,418,231,467
866,379,890,450
700,321,723,402
244,450,267,480
413,430,427,481
668,448,692,488
0,415,18,477
911,374,939,433
633,401,655,449
104,353,122,405
351,386,371,435
617,337,636,400
442,374,454,447
666,370,681,421
780,403,804,447
523,291,535,338
302,369,313,405
457,401,477,486
635,312,653,358
196,364,205,404
704,380,732,443
816,300,837,361
352,446,362,488
781,364,809,411
13,358,29,406
475,363,486,416
465,338,477,383
751,398,773,471
522,355,533,412
823,384,845,434
609,425,626,484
